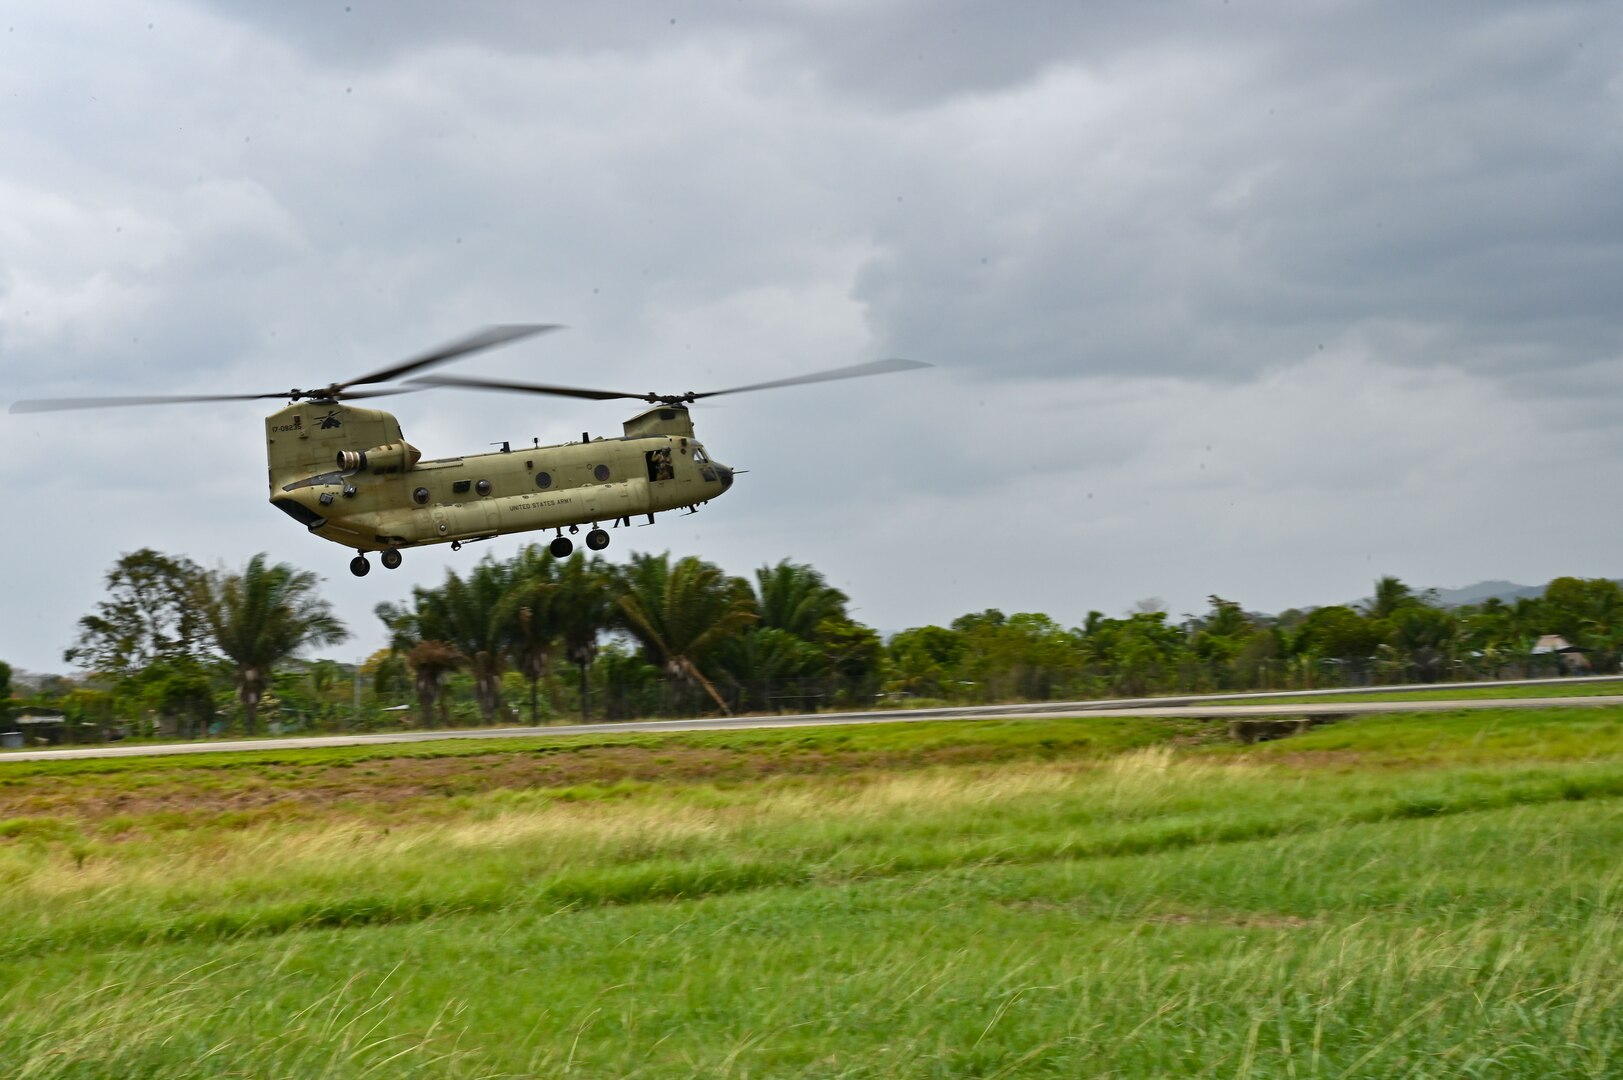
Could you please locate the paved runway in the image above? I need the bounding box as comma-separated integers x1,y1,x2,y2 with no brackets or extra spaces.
5,675,1621,763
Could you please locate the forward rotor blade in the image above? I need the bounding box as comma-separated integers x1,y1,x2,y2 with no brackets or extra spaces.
9,326,559,414
337,386,429,401
410,357,931,405
9,384,429,415
9,390,291,414
407,374,647,402
341,324,563,390
688,357,931,400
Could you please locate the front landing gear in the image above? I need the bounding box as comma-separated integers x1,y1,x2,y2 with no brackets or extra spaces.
586,528,610,551
349,554,371,577
381,549,403,570
550,535,574,558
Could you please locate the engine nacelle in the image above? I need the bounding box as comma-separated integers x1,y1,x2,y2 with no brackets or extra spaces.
336,442,421,475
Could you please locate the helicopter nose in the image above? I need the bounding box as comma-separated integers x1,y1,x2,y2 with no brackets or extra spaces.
714,464,734,491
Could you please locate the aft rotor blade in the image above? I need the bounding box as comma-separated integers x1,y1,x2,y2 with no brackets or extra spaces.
9,390,291,414
688,357,931,400
408,374,647,402
340,324,563,390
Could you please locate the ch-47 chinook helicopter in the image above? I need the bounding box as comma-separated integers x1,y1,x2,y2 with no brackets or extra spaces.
10,326,928,577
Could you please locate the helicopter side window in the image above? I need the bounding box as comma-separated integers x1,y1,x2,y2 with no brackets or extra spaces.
646,448,674,482
692,448,708,464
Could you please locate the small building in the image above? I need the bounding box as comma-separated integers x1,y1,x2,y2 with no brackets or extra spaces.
1531,635,1591,674
11,713,68,746
5,712,126,746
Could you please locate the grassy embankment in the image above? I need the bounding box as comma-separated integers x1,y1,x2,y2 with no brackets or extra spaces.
2,707,1621,1077
1256,676,1623,705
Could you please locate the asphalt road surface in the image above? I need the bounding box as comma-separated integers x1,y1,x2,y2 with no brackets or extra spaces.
6,675,1622,763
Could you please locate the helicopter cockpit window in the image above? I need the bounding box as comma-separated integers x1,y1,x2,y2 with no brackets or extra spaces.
692,448,709,464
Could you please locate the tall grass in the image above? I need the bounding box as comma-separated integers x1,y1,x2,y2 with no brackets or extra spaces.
0,749,1619,956
0,708,1620,1076
3,802,1619,1077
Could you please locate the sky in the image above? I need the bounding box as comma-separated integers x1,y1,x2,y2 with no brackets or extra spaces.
4,1,1623,675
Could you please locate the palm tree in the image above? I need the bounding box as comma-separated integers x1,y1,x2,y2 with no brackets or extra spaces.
1364,575,1418,621
754,560,850,639
496,544,560,725
1458,597,1542,679
715,625,824,712
731,560,879,710
196,554,348,735
1388,605,1456,682
406,639,462,728
614,553,757,715
415,558,517,724
1543,577,1623,672
553,553,617,722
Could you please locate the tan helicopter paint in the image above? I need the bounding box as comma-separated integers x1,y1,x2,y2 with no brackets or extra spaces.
12,328,923,578
266,401,730,555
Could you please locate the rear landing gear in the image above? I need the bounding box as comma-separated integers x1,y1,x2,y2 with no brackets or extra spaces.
550,535,574,558
381,549,403,570
349,554,371,577
586,528,610,551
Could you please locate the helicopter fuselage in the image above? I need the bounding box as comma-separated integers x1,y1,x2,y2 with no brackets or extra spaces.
11,326,920,578
265,400,732,566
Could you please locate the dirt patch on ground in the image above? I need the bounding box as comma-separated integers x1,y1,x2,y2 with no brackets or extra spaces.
0,742,1023,825
1237,749,1376,770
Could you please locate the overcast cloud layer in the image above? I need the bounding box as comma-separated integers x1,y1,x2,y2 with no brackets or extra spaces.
4,1,1622,674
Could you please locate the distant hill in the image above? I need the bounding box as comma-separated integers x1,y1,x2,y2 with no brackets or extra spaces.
1431,580,1548,607
1337,578,1623,615
1427,579,1623,608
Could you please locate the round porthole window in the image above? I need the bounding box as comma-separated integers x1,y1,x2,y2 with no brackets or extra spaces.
535,472,552,490
476,479,492,496
594,464,611,482
413,487,430,505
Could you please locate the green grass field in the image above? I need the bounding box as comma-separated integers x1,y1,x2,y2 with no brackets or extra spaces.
2,708,1620,1077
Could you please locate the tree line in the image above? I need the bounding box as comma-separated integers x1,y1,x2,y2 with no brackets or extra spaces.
7,547,1620,741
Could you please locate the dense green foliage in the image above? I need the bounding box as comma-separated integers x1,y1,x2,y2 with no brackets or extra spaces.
196,554,350,735
0,707,1620,1075
62,548,207,675
14,556,1623,741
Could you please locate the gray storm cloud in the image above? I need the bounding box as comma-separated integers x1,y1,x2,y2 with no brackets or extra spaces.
3,0,1622,672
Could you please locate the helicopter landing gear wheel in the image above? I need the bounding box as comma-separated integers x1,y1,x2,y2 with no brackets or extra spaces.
381,549,403,570
349,554,371,577
550,535,574,558
586,528,610,551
